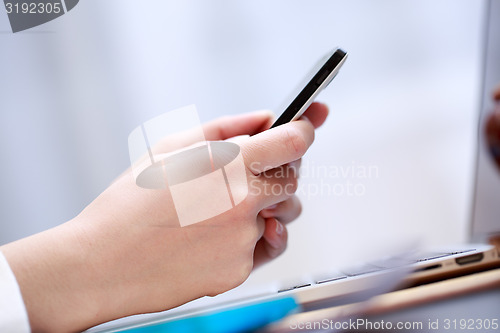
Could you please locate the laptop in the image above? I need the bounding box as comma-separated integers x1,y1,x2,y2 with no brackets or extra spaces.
88,1,500,331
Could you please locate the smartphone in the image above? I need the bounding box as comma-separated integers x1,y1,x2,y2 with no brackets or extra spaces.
270,48,347,128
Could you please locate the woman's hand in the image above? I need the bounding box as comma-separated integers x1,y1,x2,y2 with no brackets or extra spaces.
0,103,328,333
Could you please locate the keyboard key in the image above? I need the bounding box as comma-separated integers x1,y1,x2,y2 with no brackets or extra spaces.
278,283,312,293
315,271,348,284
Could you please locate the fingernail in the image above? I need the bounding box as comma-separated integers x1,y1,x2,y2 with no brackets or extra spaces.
275,220,284,235
266,204,278,210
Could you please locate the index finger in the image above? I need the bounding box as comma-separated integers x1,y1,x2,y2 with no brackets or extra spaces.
242,118,315,174
302,102,329,129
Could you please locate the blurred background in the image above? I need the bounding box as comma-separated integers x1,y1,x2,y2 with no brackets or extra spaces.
0,0,487,313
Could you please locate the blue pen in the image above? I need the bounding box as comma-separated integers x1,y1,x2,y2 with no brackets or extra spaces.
120,296,299,333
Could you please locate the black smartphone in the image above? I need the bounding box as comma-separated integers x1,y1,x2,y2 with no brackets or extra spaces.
270,48,347,128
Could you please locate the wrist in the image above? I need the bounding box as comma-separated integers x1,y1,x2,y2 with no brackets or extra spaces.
63,214,204,327
1,219,111,332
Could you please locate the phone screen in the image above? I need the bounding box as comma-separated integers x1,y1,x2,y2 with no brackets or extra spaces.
270,48,347,128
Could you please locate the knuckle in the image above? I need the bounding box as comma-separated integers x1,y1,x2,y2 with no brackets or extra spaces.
285,127,308,157
207,253,253,296
216,117,231,137
240,220,261,244
226,258,253,290
239,259,254,282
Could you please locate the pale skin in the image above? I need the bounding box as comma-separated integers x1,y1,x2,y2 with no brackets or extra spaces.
0,103,329,332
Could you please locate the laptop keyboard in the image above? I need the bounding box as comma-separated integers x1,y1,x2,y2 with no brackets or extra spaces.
278,249,474,293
